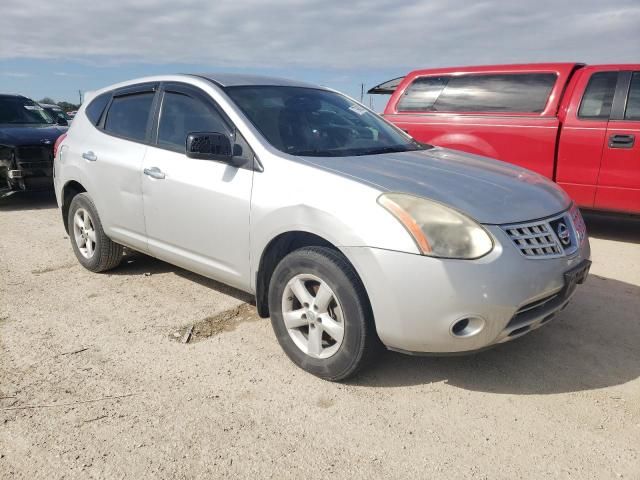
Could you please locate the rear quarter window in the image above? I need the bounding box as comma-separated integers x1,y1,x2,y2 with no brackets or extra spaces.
398,73,557,113
85,92,111,125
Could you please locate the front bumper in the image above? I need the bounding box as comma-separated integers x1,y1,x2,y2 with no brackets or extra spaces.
1,163,53,197
1,144,55,196
342,225,591,354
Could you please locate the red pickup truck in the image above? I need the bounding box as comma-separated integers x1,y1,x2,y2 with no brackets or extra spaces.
370,63,640,214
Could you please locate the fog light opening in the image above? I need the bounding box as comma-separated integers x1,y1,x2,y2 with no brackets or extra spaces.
450,316,485,338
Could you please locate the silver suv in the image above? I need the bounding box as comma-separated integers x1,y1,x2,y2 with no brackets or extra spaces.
54,74,591,380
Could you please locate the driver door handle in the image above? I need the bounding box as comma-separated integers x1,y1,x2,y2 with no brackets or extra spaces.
143,167,166,180
608,134,635,149
82,151,97,162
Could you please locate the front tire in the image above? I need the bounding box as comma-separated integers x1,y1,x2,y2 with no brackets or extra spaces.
268,246,379,381
68,193,123,272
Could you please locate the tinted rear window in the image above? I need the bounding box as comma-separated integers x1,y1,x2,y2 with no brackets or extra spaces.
625,72,640,121
578,71,618,119
85,92,111,125
398,73,557,113
104,92,154,141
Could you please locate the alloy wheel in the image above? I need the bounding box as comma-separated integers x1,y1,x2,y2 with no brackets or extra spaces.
281,273,345,359
73,208,97,259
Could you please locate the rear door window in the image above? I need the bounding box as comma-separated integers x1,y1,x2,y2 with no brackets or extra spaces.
624,72,640,121
104,92,155,141
398,73,556,113
578,71,618,119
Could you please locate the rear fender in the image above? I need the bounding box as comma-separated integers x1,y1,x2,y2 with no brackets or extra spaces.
429,133,499,159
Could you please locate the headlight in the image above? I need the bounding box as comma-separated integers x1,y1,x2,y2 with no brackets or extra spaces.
378,193,493,259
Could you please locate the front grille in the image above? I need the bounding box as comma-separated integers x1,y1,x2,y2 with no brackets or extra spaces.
16,145,53,164
16,161,51,170
503,220,564,258
502,210,580,259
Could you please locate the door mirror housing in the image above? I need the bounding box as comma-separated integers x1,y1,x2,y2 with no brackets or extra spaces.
185,132,248,167
186,132,232,161
56,116,69,126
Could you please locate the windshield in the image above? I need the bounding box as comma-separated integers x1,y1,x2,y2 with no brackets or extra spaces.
43,106,71,121
225,86,427,157
0,97,55,125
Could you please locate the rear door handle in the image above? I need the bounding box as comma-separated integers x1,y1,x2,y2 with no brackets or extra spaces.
82,151,97,162
143,167,166,179
608,134,635,149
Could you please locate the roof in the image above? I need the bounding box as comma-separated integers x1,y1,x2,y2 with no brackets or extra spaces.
406,63,583,77
192,73,321,89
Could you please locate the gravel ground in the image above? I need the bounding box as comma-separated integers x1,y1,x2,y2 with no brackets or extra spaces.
1,192,639,479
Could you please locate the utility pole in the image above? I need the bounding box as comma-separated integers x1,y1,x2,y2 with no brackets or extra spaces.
78,90,83,105
360,83,364,103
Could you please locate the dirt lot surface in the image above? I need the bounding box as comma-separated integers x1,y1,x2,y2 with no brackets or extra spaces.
1,192,639,479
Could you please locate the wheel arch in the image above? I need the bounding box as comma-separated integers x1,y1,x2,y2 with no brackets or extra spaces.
254,230,368,319
429,133,499,159
61,180,87,233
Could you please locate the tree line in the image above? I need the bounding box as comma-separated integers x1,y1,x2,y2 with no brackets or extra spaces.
38,97,80,112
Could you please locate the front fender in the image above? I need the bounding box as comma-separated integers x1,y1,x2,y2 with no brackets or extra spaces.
249,159,421,290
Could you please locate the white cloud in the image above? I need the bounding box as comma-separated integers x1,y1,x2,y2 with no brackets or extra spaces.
0,0,638,69
53,72,86,77
1,72,32,77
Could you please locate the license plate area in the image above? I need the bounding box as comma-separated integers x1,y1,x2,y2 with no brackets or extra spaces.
564,260,591,296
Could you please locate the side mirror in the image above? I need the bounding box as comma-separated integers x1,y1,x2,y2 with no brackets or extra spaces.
57,116,69,126
186,132,248,167
186,132,232,161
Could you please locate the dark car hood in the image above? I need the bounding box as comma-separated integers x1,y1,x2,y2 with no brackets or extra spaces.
0,124,68,147
299,147,571,225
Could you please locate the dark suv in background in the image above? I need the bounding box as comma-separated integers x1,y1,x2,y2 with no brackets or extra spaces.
0,94,68,197
39,103,72,126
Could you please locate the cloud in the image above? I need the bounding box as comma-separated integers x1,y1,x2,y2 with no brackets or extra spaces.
0,0,638,70
1,72,32,78
53,72,86,77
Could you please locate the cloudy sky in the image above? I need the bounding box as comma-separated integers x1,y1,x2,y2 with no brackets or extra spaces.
1,0,638,108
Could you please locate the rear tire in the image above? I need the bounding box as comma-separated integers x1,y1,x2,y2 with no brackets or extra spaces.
68,193,123,272
268,246,380,381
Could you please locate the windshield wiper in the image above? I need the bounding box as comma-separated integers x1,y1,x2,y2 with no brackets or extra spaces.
292,149,341,157
356,142,433,156
354,145,412,156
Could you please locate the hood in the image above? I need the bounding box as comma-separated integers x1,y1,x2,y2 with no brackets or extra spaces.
0,124,67,147
299,147,571,225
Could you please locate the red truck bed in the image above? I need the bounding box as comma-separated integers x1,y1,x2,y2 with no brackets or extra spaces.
373,63,640,214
